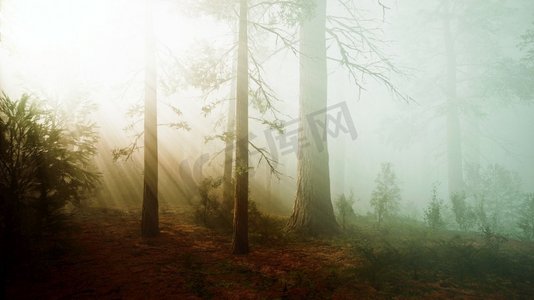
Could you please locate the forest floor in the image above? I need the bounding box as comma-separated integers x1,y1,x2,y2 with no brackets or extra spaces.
5,208,534,299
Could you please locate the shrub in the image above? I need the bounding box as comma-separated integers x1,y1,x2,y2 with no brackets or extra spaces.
424,184,445,230
450,193,476,231
0,93,100,275
370,163,401,227
194,178,283,241
465,164,523,235
518,193,534,240
248,201,285,243
194,177,231,230
350,239,401,290
334,192,356,231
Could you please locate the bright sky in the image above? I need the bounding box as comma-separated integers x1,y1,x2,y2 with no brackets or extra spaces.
0,0,236,208
0,0,227,103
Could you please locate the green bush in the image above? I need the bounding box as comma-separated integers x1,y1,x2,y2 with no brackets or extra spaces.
370,163,401,227
450,193,477,231
194,177,231,230
194,178,283,242
518,193,534,240
464,164,523,235
350,239,401,290
0,93,100,276
424,184,445,230
334,192,356,231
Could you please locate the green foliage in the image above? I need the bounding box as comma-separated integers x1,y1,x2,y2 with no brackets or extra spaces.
484,21,534,103
464,164,523,235
0,93,100,270
194,177,284,242
261,0,316,27
480,226,508,252
350,239,401,290
423,184,445,230
185,43,231,93
518,193,534,240
370,163,401,226
194,177,231,229
520,23,534,67
334,192,356,231
248,200,285,243
450,193,477,231
344,220,534,296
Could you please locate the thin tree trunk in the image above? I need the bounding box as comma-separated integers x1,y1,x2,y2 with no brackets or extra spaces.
223,25,238,212
265,165,272,203
222,92,236,211
287,0,338,235
232,0,249,255
443,2,464,198
141,0,159,237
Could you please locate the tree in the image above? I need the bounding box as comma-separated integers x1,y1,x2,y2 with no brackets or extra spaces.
0,94,100,231
334,192,356,231
141,0,159,237
0,93,99,281
442,0,464,196
187,0,305,253
520,24,534,67
287,0,406,235
232,0,250,255
370,163,401,227
424,184,445,230
466,164,522,235
222,24,238,212
450,193,476,231
390,0,517,199
222,91,235,212
518,193,534,241
287,0,339,235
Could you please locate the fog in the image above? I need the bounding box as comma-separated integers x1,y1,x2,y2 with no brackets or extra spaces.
3,0,534,297
1,0,533,224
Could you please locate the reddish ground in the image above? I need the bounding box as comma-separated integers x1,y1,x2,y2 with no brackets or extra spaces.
5,209,515,299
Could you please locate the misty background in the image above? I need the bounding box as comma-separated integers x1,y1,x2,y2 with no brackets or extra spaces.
1,0,533,219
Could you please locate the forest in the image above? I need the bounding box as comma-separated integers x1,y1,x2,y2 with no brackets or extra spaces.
1,0,534,299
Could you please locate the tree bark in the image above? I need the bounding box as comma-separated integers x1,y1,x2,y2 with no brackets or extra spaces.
443,1,464,197
141,0,159,237
222,92,235,211
232,0,249,255
287,0,339,236
223,24,238,212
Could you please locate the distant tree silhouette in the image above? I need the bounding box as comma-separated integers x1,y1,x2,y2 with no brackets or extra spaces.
370,163,401,227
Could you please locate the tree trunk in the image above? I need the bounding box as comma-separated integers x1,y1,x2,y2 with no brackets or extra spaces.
444,1,464,198
222,93,235,211
232,0,249,255
223,25,238,212
287,0,338,236
141,0,159,237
